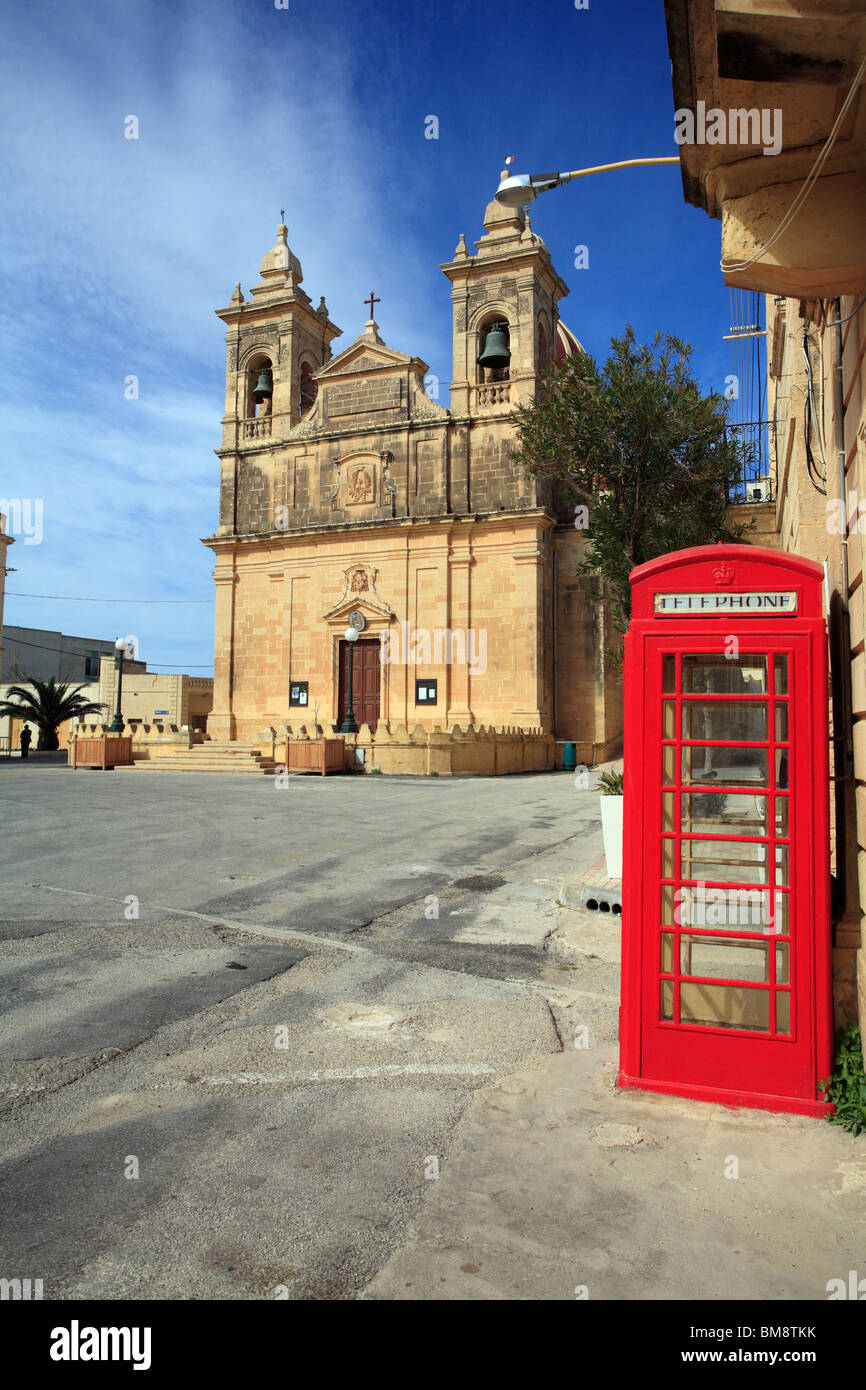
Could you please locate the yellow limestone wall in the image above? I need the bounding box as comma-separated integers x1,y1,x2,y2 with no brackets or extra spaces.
210,518,624,753
209,514,559,742
766,292,866,1030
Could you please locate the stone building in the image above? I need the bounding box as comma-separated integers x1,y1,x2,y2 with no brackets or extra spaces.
203,200,623,760
2,632,213,753
664,0,866,1032
0,625,112,754
96,657,213,733
1,625,114,684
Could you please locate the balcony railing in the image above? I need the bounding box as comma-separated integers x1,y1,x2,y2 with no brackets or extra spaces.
473,382,511,410
726,420,775,504
241,416,272,441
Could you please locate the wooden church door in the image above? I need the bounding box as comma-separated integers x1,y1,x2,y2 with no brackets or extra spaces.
338,638,381,729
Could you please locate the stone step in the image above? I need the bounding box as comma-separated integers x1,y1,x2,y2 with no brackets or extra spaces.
141,756,268,767
117,760,276,774
159,750,266,759
111,738,288,774
146,755,276,763
148,746,266,756
200,745,268,756
187,745,265,754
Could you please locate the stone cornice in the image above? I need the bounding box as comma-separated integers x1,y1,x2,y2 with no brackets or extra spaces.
441,245,569,304
216,297,342,342
200,508,555,555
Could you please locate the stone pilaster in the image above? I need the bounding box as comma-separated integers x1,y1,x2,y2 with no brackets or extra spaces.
510,543,546,728
446,552,474,726
208,568,237,740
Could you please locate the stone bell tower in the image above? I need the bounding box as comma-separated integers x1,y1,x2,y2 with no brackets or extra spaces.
204,201,622,754
214,221,342,482
441,198,570,420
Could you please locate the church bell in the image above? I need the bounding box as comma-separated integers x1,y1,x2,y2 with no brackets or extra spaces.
252,367,273,403
477,324,510,370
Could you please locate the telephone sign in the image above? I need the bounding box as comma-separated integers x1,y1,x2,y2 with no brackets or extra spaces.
654,591,797,614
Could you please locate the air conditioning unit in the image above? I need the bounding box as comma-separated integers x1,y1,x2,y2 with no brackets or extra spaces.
747,476,773,503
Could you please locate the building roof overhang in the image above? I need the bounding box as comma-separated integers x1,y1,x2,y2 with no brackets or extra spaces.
664,0,866,295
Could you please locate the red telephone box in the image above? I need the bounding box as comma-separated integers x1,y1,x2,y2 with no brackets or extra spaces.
619,544,833,1116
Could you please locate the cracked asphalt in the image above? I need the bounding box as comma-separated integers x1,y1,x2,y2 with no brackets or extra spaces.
0,762,612,1299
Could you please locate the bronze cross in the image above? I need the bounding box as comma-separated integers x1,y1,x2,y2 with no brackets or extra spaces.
280,208,285,222
365,291,380,320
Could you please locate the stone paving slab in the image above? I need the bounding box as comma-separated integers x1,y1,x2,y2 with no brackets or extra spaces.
363,1044,866,1302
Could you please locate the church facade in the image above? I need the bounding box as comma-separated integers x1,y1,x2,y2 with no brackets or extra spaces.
203,199,622,758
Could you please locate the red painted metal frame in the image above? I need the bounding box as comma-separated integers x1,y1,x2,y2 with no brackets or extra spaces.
618,545,833,1117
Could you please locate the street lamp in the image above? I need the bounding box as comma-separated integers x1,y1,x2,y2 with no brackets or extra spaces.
109,637,129,733
495,156,680,208
340,625,359,734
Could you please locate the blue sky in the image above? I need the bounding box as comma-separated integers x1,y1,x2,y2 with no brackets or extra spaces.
1,0,737,676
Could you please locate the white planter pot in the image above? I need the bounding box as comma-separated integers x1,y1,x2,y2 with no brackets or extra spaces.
600,795,624,879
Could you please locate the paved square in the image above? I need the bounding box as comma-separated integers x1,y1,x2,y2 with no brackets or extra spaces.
0,764,605,1299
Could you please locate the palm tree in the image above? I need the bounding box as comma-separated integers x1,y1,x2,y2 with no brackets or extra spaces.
0,676,106,751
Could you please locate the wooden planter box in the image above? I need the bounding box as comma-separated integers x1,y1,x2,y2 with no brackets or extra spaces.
70,737,134,770
285,737,346,776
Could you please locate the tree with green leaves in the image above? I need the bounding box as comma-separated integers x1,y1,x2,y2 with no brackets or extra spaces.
511,327,750,637
0,676,105,751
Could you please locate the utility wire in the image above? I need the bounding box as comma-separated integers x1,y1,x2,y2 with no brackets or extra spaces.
6,592,212,604
722,53,866,274
1,635,213,671
802,329,828,494
826,293,866,328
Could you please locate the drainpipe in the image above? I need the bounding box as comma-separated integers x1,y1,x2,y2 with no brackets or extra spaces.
834,298,850,636
552,545,558,736
830,297,853,923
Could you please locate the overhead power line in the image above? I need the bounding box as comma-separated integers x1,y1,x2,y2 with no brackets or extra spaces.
6,592,212,604
1,635,213,671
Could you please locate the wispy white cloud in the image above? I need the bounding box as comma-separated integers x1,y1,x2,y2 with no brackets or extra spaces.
1,0,744,675
0,1,447,671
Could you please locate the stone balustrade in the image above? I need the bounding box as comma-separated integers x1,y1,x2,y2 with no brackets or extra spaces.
69,722,202,758
69,720,557,776
279,719,554,776
473,382,511,410
241,416,272,441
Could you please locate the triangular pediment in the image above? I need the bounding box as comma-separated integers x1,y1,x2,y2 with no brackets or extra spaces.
322,594,394,626
316,331,426,380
